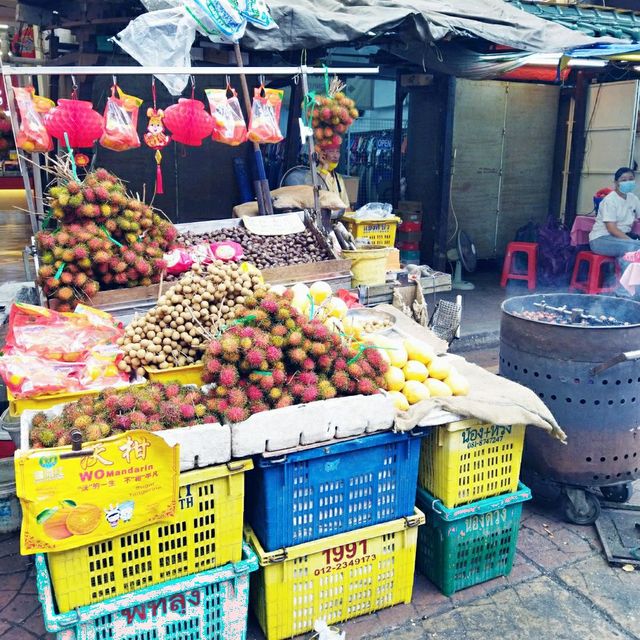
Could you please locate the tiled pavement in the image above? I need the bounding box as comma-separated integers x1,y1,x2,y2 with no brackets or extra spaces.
4,491,640,639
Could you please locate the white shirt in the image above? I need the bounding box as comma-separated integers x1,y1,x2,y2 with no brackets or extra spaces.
589,190,640,241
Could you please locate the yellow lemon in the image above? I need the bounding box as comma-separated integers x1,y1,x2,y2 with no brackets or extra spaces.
444,372,470,396
388,390,410,411
425,378,453,397
403,360,429,382
402,380,431,404
327,297,348,319
384,366,406,391
404,338,435,365
427,356,452,380
309,280,333,304
373,335,407,368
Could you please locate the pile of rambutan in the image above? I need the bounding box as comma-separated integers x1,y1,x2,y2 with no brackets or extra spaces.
36,167,177,310
202,289,388,424
29,381,217,448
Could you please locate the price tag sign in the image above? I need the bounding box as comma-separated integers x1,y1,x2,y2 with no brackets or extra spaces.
15,430,179,554
242,211,306,236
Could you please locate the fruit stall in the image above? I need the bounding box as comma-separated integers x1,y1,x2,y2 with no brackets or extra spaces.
0,58,564,640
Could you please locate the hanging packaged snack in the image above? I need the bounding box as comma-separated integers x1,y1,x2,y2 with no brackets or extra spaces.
206,86,248,146
14,86,54,153
248,85,284,144
99,85,143,152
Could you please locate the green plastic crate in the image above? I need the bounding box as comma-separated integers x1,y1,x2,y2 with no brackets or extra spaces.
416,483,531,596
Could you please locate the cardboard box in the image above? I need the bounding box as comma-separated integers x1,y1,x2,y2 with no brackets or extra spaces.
342,176,360,207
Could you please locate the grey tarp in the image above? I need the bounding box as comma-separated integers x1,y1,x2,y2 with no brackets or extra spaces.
242,0,624,53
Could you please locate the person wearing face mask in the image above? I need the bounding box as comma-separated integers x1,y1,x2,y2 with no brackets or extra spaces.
589,166,640,265
317,144,351,209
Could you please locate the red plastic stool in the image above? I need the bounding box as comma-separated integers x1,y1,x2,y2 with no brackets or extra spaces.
569,251,621,294
500,242,538,290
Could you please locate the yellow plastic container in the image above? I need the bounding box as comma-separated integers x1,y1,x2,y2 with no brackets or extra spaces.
48,459,252,612
7,388,102,417
144,362,204,386
248,508,424,640
342,245,390,286
341,214,401,247
419,419,525,509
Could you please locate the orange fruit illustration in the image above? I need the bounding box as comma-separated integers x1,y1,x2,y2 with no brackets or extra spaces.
43,510,73,540
65,504,101,535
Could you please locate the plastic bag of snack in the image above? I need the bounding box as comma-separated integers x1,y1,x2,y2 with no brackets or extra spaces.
14,86,54,153
206,86,248,146
100,85,142,151
248,85,283,144
3,303,122,362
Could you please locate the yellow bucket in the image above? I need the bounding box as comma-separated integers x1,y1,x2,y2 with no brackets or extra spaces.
342,245,390,286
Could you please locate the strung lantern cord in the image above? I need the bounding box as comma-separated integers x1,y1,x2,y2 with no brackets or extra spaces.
63,132,78,181
151,77,157,110
190,75,196,100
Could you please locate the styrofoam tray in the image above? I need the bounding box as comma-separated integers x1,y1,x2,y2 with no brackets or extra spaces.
231,394,400,457
19,404,231,471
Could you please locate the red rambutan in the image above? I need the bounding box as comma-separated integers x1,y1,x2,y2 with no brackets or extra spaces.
317,354,332,370
94,250,110,264
357,378,378,395
275,393,295,409
288,347,307,364
114,272,129,286
271,324,288,337
122,249,137,265
227,388,248,408
246,385,264,402
250,401,270,414
301,386,319,403
271,369,286,386
245,349,265,369
219,365,239,387
224,405,249,423
331,371,351,392
301,358,315,371
290,382,306,398
37,233,56,250
260,297,279,314
116,414,132,430
165,383,181,399
180,404,196,420
265,345,282,364
258,375,275,392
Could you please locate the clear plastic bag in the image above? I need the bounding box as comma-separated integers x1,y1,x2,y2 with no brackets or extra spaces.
14,86,53,153
113,6,195,96
206,86,248,146
353,202,395,220
100,85,142,152
248,85,284,144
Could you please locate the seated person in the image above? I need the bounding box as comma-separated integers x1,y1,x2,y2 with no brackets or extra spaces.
589,166,640,267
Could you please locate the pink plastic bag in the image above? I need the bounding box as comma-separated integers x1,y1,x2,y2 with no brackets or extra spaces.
14,86,53,153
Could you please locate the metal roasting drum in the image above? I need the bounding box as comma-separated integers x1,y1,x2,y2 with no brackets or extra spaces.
499,293,640,525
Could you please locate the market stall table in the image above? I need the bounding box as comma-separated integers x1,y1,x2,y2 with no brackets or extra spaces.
570,215,640,246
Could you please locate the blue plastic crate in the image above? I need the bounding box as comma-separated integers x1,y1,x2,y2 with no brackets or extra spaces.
246,430,423,551
416,483,531,596
36,544,258,640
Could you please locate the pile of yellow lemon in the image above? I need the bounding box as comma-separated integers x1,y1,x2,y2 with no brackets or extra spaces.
368,335,469,411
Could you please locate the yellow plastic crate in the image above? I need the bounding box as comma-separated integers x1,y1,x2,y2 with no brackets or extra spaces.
47,459,252,612
419,419,525,509
341,214,401,247
247,508,424,640
144,362,204,386
8,388,101,417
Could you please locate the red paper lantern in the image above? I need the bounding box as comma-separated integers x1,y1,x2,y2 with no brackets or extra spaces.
164,99,214,146
44,99,103,148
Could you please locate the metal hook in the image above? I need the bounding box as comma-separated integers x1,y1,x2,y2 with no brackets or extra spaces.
112,75,117,87
71,75,77,90
259,74,265,86
191,74,196,89
293,74,299,85
225,74,231,87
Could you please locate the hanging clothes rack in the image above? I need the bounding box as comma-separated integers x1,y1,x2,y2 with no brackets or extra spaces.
0,63,379,233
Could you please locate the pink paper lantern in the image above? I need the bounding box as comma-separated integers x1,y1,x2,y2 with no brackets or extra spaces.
164,99,214,146
44,99,103,148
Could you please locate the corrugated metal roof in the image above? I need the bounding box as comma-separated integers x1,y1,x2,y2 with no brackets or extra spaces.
506,1,640,42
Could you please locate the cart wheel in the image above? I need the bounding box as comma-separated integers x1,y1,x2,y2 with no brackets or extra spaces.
601,483,633,503
560,489,601,525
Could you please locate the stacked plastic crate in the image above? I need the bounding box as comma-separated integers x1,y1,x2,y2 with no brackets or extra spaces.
416,418,531,596
245,430,426,640
35,461,258,639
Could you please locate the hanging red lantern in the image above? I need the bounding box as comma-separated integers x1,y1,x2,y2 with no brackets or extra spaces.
44,99,103,148
164,98,213,147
